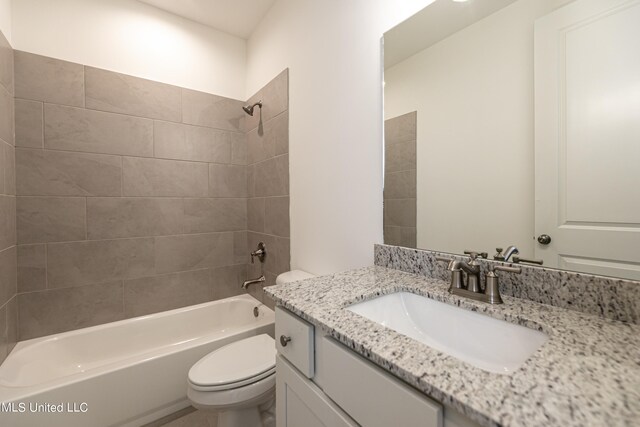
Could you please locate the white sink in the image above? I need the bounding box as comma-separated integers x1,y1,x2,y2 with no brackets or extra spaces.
347,292,547,374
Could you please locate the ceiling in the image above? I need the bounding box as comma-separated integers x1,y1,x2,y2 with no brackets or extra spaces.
138,0,277,39
384,0,517,69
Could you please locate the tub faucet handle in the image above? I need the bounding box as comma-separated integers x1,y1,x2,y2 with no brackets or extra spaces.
250,242,266,264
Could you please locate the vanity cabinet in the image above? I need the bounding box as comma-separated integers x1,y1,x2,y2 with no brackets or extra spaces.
276,355,357,427
275,307,480,427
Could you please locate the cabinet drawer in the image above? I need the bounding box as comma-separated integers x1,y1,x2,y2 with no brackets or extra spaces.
275,307,315,378
323,337,443,427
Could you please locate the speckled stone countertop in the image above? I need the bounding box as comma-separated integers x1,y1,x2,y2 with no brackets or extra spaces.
264,266,640,427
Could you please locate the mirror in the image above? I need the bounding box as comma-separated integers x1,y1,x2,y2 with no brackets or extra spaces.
383,0,640,280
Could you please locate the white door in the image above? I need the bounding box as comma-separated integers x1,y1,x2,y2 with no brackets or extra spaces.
534,0,640,280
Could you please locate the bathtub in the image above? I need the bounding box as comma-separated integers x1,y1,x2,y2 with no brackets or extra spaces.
0,294,274,427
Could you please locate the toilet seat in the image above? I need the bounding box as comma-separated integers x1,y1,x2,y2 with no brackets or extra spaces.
188,334,276,392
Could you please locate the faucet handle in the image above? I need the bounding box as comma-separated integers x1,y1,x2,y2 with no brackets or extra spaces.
512,256,543,266
490,264,522,274
464,251,488,260
436,256,454,268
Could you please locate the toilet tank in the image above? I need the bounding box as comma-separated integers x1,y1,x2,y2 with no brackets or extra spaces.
276,270,315,285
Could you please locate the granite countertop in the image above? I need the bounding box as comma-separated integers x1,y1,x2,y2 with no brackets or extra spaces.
264,266,640,427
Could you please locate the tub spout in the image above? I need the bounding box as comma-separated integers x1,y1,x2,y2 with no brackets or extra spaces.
242,275,266,289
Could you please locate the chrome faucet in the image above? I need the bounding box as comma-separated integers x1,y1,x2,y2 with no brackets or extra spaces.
242,275,266,289
243,242,267,289
458,253,482,293
493,246,519,262
436,253,521,304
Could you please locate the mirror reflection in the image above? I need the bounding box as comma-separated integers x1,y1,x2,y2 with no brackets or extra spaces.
383,0,640,280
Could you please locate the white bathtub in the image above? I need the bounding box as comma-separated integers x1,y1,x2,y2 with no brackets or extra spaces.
0,294,274,427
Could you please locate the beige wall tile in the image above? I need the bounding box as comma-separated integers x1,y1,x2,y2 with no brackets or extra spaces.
211,264,247,301
0,296,17,363
384,170,416,199
47,238,155,288
183,198,246,234
0,141,4,192
384,226,417,248
0,304,7,363
385,111,417,146
6,296,18,355
384,199,417,228
15,99,43,148
0,246,16,308
247,123,274,165
14,51,84,107
0,85,14,146
209,163,247,198
273,237,291,276
123,157,208,197
231,137,247,165
272,111,289,156
247,198,265,233
17,244,46,292
155,232,234,274
264,196,289,238
45,104,153,157
85,67,181,121
16,148,122,196
247,110,289,165
4,143,14,195
254,154,288,197
17,196,86,244
182,88,244,131
0,30,13,95
247,164,255,198
233,231,248,265
0,195,16,251
87,197,183,240
244,69,288,132
385,140,416,173
18,281,124,340
124,269,210,318
154,120,238,163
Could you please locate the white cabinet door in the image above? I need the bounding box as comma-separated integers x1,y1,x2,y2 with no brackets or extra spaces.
534,0,640,279
276,355,357,427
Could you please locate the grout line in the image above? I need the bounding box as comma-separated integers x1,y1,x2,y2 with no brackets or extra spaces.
44,243,48,290
120,156,124,197
15,145,247,167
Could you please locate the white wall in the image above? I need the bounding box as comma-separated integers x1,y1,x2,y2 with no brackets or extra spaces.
384,0,570,258
0,0,10,43
246,0,434,275
12,0,246,99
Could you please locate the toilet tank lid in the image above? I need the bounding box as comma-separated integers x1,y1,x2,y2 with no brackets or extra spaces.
276,270,315,285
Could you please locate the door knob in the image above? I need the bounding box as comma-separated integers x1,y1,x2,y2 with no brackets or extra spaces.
537,234,552,245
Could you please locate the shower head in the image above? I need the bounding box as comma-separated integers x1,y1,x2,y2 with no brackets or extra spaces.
242,101,263,116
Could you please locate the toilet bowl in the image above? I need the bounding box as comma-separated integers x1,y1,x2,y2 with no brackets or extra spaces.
187,334,276,427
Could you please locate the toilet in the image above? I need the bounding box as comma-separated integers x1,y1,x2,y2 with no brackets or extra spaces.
187,270,314,427
187,334,277,427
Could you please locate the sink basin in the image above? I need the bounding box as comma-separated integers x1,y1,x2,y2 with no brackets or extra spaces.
347,292,547,374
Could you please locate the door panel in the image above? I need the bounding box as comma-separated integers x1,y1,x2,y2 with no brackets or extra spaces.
534,0,640,279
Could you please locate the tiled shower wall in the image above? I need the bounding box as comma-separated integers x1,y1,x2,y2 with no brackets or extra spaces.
384,112,417,248
0,30,17,365
245,70,290,309
13,50,290,340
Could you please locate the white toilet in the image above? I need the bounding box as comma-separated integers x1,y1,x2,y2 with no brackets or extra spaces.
187,334,277,427
187,270,314,427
